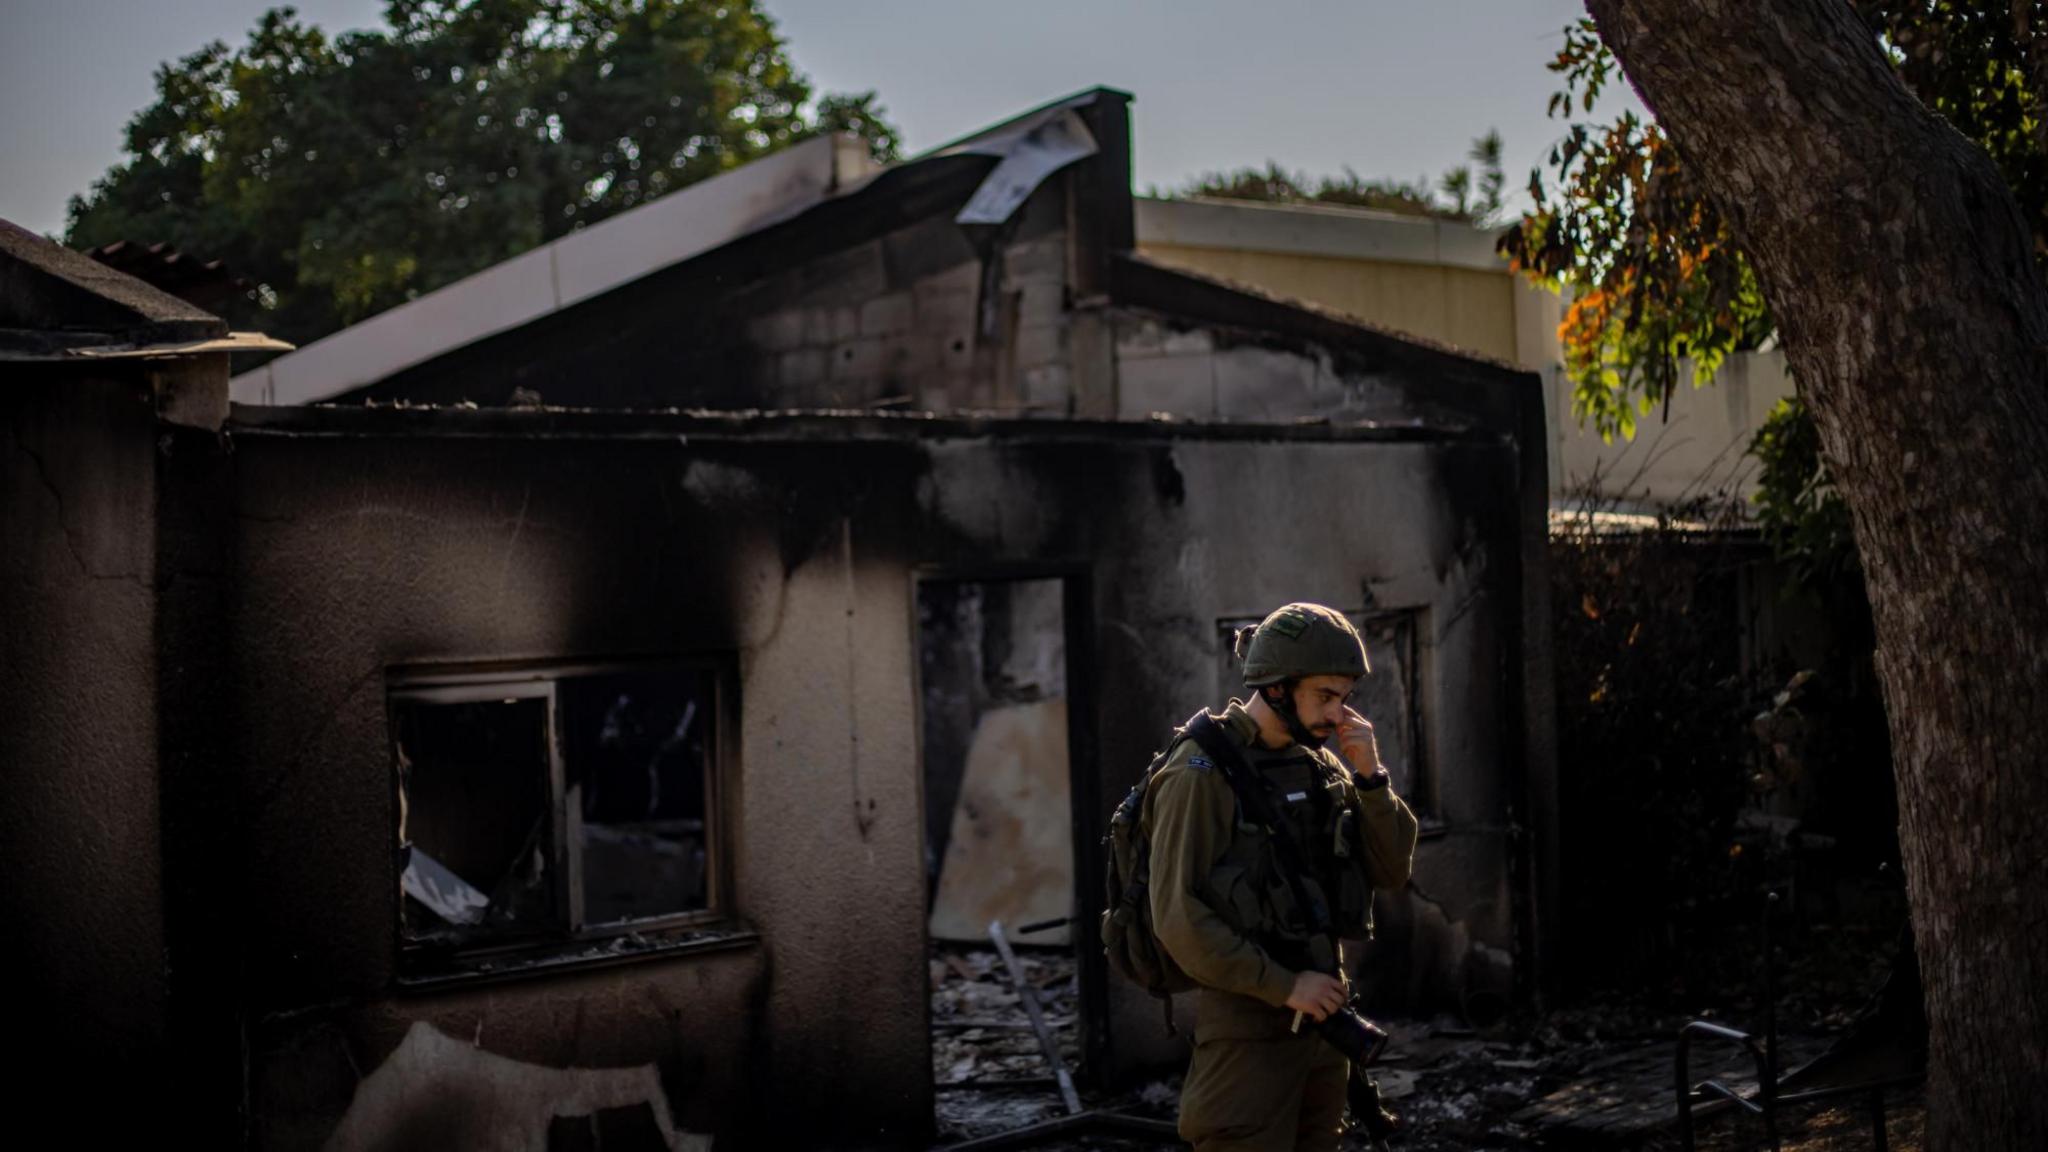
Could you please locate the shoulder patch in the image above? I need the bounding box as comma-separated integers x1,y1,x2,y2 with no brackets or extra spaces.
1187,755,1215,773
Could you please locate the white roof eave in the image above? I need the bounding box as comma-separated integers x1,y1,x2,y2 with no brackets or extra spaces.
231,133,866,407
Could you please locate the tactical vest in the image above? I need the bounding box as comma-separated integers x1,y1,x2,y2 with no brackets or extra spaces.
1205,742,1376,973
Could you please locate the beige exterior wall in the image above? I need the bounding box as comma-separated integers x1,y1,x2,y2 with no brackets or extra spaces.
1551,348,1797,508
1133,196,1800,510
1138,242,1523,364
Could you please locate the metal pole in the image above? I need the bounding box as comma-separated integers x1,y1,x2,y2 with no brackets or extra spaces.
1869,1088,1888,1152
989,919,1083,1116
1676,1027,1697,1152
1761,890,1781,1152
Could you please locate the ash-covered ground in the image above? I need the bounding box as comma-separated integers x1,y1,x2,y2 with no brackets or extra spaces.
927,918,1918,1150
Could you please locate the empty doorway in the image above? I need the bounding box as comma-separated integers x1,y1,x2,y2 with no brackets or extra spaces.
917,575,1089,1140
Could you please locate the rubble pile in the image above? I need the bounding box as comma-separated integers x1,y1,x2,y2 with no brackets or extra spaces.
927,930,1919,1150
930,945,1089,1143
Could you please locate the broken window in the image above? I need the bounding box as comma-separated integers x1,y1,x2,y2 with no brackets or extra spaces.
390,663,723,966
1217,611,1434,819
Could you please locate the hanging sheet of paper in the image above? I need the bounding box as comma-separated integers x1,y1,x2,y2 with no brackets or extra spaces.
955,108,1099,226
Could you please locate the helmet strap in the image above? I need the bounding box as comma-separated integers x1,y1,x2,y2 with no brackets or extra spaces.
1262,679,1327,750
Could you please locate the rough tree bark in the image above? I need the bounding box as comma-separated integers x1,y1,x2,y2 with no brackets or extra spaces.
1580,1,2048,1147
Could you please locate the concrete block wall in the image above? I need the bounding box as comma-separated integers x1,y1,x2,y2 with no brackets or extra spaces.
1109,312,1415,424
730,190,1075,413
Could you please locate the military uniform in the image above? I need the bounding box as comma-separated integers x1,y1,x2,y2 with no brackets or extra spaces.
1142,698,1419,1152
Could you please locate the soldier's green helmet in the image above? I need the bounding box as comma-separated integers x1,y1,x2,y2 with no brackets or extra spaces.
1236,602,1370,687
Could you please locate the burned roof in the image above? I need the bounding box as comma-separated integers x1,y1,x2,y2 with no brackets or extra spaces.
0,218,224,354
0,219,288,363
227,85,1528,414
228,401,1496,446
86,239,248,314
232,89,1128,406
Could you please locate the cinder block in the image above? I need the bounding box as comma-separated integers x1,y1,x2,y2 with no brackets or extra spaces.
1016,280,1067,328
1004,237,1068,282
895,334,937,380
779,347,829,390
1012,323,1066,371
938,329,976,376
748,309,808,352
831,337,887,385
861,293,914,338
1117,353,1216,419
914,275,978,334
803,307,837,347
1115,318,1166,360
1021,364,1071,411
795,241,887,305
1214,346,1320,421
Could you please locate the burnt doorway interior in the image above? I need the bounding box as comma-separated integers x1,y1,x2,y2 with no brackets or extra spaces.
917,576,1088,1140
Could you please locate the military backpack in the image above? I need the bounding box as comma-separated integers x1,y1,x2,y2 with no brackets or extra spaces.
1100,713,1206,1005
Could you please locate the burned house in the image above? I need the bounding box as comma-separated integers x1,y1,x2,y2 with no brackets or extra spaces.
4,89,1554,1148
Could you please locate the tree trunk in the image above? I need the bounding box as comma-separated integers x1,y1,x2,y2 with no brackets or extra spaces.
1580,2,2048,1147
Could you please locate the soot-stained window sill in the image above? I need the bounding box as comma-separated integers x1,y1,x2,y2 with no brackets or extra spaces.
395,922,759,993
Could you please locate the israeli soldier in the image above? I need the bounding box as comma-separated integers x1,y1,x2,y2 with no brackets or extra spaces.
1142,603,1420,1152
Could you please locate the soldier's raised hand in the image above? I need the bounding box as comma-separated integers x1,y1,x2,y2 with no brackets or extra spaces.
1335,706,1382,775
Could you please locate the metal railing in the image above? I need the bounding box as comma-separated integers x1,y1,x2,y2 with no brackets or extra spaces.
1674,890,1921,1151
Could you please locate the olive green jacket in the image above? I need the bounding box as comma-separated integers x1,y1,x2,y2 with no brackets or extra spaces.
1140,700,1419,1008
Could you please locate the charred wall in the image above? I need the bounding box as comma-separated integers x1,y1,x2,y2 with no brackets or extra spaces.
227,428,933,1148
219,409,1529,1137
1,372,165,1118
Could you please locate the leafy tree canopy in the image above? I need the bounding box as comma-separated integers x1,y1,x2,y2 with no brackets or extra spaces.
1502,4,2048,582
65,0,902,347
1165,130,1507,226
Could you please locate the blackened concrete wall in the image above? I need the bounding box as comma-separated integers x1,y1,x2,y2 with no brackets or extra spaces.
727,186,1073,413
1,370,183,1135
219,407,1528,1142
228,423,933,1148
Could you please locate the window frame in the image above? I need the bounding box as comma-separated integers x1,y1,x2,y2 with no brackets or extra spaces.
386,657,733,970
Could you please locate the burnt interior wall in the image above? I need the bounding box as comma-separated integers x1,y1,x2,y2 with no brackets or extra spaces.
918,578,1069,894
919,577,1074,944
0,372,168,1131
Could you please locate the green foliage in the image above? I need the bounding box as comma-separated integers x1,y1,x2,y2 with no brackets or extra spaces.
1167,129,1507,225
65,1,902,347
1870,0,2048,259
1500,19,1772,445
1750,395,1859,589
810,90,901,165
1507,9,2048,582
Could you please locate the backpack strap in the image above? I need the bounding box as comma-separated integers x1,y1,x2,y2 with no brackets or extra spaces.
1123,712,1213,1038
1183,713,1341,969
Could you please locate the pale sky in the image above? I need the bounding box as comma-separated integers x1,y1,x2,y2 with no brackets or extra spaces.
0,0,1636,239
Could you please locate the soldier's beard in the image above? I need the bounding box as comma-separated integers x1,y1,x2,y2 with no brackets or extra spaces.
1270,683,1330,750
